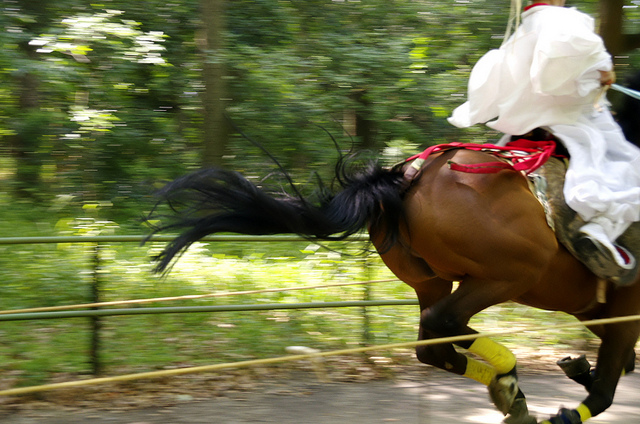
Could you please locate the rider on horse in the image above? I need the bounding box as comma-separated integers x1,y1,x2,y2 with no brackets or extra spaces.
448,0,640,278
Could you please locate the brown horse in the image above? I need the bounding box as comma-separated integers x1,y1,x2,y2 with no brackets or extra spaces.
148,147,640,424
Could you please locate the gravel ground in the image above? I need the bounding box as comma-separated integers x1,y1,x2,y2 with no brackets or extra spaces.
2,369,639,424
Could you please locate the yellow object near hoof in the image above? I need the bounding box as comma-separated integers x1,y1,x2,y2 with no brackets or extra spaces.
576,403,592,421
463,357,496,386
468,337,517,374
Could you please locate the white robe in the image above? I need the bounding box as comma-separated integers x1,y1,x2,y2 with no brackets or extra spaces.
448,5,640,242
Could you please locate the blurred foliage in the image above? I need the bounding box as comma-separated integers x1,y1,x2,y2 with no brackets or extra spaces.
1,0,638,211
0,233,596,388
0,0,637,389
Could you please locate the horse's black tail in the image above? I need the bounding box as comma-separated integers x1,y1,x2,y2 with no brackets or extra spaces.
146,158,406,273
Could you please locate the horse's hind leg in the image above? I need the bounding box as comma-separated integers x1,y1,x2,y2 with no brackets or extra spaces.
374,240,473,379
543,286,640,424
558,347,635,392
416,315,532,422
542,326,639,424
374,230,537,422
417,275,542,422
373,235,473,380
374,238,507,388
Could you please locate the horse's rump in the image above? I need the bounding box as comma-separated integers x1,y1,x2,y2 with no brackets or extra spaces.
404,140,640,284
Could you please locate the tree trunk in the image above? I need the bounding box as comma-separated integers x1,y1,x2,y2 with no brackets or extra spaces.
201,0,228,167
352,89,377,150
11,48,43,198
599,0,625,56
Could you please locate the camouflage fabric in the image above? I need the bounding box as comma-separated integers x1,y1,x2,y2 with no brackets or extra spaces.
531,157,639,286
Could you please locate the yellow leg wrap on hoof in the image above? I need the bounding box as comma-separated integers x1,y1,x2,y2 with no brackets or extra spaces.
463,357,496,386
576,403,592,422
468,337,517,374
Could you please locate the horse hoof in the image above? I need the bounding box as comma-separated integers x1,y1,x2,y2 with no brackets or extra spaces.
489,374,518,415
503,398,536,424
557,355,591,377
541,408,582,424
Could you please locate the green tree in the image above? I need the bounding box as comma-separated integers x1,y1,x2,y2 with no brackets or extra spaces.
201,0,229,167
0,0,638,212
599,0,640,55
3,0,63,198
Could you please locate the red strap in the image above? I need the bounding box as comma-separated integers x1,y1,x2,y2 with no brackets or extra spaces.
524,3,549,11
448,160,515,174
405,139,557,175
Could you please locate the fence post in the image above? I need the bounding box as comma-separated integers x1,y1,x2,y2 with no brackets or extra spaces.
362,256,373,346
90,242,102,376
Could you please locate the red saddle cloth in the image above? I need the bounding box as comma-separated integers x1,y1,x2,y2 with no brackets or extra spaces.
405,139,558,176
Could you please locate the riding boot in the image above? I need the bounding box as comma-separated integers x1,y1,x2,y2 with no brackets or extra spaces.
580,221,635,268
577,221,638,286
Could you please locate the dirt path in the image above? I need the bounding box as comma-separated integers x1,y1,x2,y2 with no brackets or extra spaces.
2,369,639,423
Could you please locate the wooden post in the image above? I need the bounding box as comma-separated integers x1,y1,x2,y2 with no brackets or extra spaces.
362,257,373,346
90,243,102,376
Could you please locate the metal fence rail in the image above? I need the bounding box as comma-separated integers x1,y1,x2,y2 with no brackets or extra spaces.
0,234,368,245
0,299,419,321
0,234,401,376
